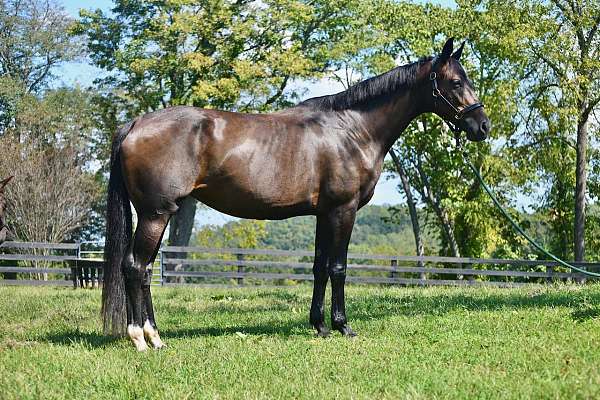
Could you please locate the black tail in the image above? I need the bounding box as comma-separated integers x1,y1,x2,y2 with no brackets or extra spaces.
102,120,135,336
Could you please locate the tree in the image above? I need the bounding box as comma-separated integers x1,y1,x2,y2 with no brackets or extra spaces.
0,81,102,245
74,0,367,248
0,136,99,244
519,0,600,261
353,0,531,260
0,0,102,249
0,0,80,94
0,0,81,133
389,148,424,274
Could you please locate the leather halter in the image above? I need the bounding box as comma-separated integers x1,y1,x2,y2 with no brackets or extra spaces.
430,71,484,133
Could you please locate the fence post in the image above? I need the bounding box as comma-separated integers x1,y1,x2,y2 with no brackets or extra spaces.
390,259,397,280
83,262,91,288
92,263,98,289
71,260,78,289
546,265,554,284
237,253,245,286
73,242,81,289
417,256,426,280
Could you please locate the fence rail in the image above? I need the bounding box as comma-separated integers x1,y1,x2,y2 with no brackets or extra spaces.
1,241,599,288
0,241,103,288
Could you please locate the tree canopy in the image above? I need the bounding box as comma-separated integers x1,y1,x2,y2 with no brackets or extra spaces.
2,0,599,266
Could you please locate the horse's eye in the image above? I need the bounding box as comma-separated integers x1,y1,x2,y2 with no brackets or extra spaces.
452,79,462,88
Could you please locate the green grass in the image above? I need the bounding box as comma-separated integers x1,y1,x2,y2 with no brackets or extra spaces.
2,284,600,399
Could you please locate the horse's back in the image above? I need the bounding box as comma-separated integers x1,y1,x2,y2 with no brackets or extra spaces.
120,106,336,219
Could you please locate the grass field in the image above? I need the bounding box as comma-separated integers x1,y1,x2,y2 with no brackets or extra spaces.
2,284,600,399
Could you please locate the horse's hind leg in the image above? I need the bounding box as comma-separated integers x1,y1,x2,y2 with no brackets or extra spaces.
124,213,170,351
142,221,169,349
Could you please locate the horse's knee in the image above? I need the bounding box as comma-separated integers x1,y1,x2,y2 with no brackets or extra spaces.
313,265,328,280
123,261,145,286
328,263,346,280
143,267,153,286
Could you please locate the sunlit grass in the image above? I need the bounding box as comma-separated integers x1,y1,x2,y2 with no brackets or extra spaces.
2,284,600,399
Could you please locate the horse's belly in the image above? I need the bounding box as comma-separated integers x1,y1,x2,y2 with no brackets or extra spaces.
191,181,317,220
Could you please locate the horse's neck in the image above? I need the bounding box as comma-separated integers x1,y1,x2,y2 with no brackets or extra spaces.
358,90,425,158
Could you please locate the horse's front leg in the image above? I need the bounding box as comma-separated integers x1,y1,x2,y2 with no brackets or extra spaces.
310,217,332,337
326,201,358,337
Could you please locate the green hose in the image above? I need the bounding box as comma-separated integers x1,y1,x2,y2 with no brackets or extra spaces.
463,151,600,278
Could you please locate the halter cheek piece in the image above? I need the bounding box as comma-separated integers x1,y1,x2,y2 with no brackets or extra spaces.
430,72,484,134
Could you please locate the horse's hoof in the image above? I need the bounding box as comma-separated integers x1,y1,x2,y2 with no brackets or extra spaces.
134,340,149,351
314,324,330,338
143,321,166,350
128,325,149,351
335,324,357,337
151,340,167,350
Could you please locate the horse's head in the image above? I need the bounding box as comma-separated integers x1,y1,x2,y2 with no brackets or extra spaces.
0,176,13,245
428,38,490,142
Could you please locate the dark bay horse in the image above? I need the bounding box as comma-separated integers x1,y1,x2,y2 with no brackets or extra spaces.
0,176,13,245
103,38,490,350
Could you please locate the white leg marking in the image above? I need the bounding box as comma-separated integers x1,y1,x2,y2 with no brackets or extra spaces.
143,320,166,349
128,324,148,352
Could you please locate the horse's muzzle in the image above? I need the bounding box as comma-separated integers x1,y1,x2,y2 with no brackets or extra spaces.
464,115,490,142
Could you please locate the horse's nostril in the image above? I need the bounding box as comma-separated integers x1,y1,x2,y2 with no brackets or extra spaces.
480,120,490,134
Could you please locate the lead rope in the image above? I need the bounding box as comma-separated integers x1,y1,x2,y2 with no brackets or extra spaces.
455,137,600,278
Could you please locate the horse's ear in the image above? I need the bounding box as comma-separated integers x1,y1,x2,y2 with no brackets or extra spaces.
0,176,13,191
434,37,454,70
439,37,454,62
452,41,465,60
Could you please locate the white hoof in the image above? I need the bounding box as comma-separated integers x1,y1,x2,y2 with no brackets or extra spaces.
128,325,148,352
143,320,166,349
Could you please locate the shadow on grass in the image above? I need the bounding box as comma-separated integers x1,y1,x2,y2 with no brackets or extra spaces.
570,306,600,322
39,286,600,348
160,288,600,340
43,330,120,348
346,288,600,323
162,318,308,339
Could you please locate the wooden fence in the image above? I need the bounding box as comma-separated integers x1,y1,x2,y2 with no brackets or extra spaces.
160,246,600,288
1,241,599,288
0,241,103,288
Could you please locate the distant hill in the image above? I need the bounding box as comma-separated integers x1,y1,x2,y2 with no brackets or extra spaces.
192,203,583,259
193,205,439,255
260,205,437,255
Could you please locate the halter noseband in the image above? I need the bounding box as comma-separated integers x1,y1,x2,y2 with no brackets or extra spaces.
430,71,484,133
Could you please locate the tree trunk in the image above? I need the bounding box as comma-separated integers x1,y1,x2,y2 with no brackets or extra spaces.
389,149,425,279
574,115,587,262
414,159,460,258
414,157,462,278
433,202,461,259
167,196,197,283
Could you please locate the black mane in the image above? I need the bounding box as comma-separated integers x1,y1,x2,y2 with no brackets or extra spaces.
299,57,432,111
